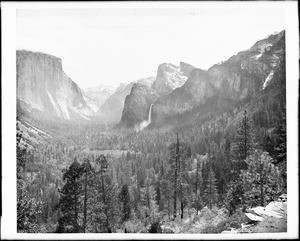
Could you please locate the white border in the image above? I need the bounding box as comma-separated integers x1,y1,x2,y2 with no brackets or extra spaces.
1,1,299,240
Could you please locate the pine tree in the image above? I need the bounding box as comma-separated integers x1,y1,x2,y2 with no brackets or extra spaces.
105,179,121,232
140,173,158,223
203,166,218,210
240,150,283,207
119,184,131,223
168,133,189,219
178,150,190,219
82,158,92,233
92,154,111,232
194,155,204,214
231,110,254,175
226,110,254,212
17,126,42,232
56,159,84,233
225,181,244,215
160,173,173,219
274,106,287,188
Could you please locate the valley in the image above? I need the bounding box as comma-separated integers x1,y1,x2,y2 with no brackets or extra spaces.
16,31,287,234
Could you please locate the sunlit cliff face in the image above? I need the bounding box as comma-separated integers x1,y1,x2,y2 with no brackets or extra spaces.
17,50,93,120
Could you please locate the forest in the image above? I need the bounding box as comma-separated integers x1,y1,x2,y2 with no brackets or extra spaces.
16,80,286,233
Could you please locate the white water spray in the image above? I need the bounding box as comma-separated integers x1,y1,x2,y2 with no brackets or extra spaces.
147,104,153,123
136,104,154,131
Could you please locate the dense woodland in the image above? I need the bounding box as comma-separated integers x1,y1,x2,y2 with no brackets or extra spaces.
17,103,286,233
16,55,286,233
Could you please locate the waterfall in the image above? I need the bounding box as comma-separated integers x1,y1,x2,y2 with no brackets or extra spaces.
148,104,153,123
136,104,154,131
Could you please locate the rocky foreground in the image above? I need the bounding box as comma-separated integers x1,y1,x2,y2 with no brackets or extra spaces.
155,195,287,234
222,197,287,234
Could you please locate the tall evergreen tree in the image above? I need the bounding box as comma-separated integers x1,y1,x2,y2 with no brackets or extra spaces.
56,159,84,233
168,133,188,219
227,110,254,213
240,150,283,207
231,110,254,174
82,158,92,233
194,155,204,214
92,154,111,232
203,166,218,210
17,126,42,232
160,172,173,219
274,106,287,188
140,172,158,223
119,184,131,223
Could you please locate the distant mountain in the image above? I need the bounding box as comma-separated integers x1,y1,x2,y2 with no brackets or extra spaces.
82,85,118,112
136,76,156,88
17,50,93,120
151,62,195,95
152,31,285,124
96,77,155,123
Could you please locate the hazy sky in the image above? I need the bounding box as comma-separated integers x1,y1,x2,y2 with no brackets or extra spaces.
16,5,285,89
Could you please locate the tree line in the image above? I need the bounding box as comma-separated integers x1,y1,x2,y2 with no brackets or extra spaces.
17,107,286,233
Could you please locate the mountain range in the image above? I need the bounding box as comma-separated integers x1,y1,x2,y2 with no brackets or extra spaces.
16,30,285,130
82,85,118,112
120,30,285,127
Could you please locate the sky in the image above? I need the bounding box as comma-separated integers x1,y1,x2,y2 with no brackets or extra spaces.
16,4,286,89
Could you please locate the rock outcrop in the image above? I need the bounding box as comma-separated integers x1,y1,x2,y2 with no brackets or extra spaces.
17,50,93,120
120,62,195,127
151,62,195,95
151,31,285,124
96,77,155,123
120,83,159,127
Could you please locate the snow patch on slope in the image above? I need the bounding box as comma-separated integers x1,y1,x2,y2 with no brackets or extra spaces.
163,63,188,89
252,53,263,60
258,43,272,52
263,70,274,89
251,42,273,60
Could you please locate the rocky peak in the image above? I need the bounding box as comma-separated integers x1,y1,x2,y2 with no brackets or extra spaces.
136,76,155,88
120,83,159,127
116,83,128,92
151,31,285,124
151,62,191,95
250,30,285,54
17,50,93,120
82,84,118,112
180,62,196,76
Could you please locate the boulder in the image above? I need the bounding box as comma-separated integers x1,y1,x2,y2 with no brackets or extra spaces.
245,213,263,222
250,201,285,219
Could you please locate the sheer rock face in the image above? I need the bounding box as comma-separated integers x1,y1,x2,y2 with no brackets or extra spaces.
17,50,93,120
208,30,285,98
120,62,195,127
152,69,217,120
151,31,285,123
151,62,195,95
96,77,155,123
96,82,135,123
120,83,159,127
